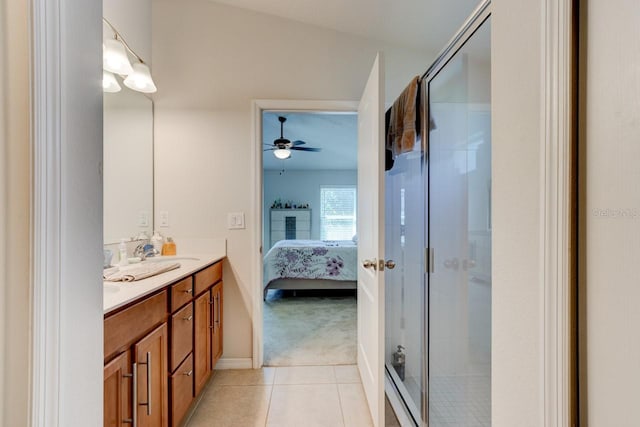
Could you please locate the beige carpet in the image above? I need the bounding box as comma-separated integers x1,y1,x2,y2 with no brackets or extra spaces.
263,290,357,366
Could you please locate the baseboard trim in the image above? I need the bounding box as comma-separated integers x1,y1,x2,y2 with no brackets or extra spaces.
215,357,253,370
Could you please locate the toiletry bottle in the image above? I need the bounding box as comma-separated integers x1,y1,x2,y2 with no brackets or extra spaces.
151,231,164,252
162,237,176,256
118,238,129,266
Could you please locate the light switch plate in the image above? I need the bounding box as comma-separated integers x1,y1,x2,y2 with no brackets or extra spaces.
227,212,245,229
138,211,149,227
159,211,170,227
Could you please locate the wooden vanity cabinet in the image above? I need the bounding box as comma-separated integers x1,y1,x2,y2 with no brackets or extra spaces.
104,291,169,427
135,323,169,427
104,259,224,427
104,351,133,427
193,264,224,396
211,281,223,367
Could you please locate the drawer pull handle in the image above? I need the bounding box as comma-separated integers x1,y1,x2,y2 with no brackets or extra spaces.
139,352,152,416
124,365,137,426
183,370,193,377
183,315,193,322
183,288,193,294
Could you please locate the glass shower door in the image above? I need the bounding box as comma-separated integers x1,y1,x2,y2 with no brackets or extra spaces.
428,18,492,427
385,134,426,424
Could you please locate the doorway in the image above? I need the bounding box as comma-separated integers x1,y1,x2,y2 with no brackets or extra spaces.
261,110,360,366
250,100,359,369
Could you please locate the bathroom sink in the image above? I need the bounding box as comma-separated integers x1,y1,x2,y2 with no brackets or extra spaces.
104,283,120,294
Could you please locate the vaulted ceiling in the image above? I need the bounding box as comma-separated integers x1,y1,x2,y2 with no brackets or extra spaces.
209,0,483,52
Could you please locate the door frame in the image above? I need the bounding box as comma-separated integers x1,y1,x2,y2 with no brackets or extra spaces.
250,99,359,368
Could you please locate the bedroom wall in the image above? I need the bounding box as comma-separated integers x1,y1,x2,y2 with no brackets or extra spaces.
262,169,357,248
152,0,434,362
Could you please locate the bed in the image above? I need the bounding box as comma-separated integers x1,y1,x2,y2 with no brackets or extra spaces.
263,239,357,298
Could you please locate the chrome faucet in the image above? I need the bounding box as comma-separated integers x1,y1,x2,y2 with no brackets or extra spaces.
133,243,160,260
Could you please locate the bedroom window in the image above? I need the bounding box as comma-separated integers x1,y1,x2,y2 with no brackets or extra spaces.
320,186,357,240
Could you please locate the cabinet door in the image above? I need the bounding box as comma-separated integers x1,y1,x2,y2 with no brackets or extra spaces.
104,350,133,427
171,353,194,426
194,290,212,396
135,323,169,427
212,282,223,367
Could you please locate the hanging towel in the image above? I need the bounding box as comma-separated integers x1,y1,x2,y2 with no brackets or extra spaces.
387,76,420,157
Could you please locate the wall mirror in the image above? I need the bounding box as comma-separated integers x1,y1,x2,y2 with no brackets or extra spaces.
103,88,154,244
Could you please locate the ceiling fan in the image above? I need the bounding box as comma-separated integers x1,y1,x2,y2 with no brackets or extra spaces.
264,116,321,159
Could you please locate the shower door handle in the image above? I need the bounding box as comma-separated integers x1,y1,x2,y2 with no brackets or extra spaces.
380,260,396,270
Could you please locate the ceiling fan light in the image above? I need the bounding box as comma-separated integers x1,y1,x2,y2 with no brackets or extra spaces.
273,148,291,159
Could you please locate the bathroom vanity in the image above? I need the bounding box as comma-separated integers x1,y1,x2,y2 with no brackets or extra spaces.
103,254,225,427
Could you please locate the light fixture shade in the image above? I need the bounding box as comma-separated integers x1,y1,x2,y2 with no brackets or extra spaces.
123,63,157,93
273,149,291,159
103,39,133,75
102,71,121,93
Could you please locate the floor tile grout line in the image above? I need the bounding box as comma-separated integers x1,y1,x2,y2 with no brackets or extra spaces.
264,380,275,427
335,382,348,427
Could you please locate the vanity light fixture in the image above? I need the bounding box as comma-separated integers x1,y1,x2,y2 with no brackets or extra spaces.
103,39,133,76
273,148,291,160
103,17,157,93
124,63,157,93
102,70,121,93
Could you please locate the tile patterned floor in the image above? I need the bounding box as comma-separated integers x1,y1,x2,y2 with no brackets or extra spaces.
428,375,491,427
186,365,374,427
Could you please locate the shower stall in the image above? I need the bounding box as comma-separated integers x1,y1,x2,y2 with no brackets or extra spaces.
384,3,492,426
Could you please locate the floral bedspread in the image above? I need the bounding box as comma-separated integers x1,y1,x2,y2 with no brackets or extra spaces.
263,240,357,288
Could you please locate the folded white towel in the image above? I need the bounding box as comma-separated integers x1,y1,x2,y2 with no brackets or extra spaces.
104,262,181,282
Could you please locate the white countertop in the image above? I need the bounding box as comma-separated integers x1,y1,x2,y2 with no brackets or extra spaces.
104,252,225,314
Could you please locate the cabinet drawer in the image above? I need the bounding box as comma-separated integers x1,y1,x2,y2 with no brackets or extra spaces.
170,303,193,372
171,354,194,427
194,262,222,296
104,291,168,361
170,276,193,312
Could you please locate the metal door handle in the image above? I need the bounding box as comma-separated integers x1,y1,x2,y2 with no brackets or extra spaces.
124,363,137,426
139,352,151,416
183,315,193,321
183,370,193,377
384,260,396,270
362,259,377,270
216,294,221,325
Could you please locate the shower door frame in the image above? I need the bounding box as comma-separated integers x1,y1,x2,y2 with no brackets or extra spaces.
385,0,577,424
383,2,494,425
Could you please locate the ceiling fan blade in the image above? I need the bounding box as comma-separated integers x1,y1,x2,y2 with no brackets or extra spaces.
291,140,306,146
290,146,321,152
263,147,276,151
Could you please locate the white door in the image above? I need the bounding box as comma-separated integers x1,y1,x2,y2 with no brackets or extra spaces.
357,53,385,427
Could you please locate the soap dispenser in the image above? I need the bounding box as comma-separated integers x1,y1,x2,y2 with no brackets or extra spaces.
151,231,164,252
392,345,406,381
161,237,176,256
118,238,129,266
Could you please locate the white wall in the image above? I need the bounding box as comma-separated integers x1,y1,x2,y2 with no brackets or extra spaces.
152,0,433,360
0,0,30,424
492,0,544,425
263,169,357,247
58,0,104,424
580,1,640,425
